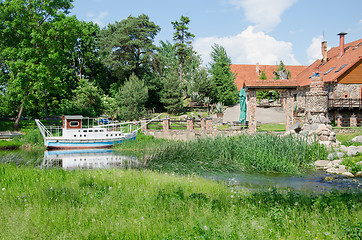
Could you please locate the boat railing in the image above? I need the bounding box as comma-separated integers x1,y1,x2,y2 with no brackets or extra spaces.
35,119,54,138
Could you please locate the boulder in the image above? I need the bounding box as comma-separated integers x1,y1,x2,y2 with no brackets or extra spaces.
290,121,302,133
342,172,355,178
319,135,329,141
351,136,362,143
336,152,345,159
314,160,330,169
356,172,362,177
179,115,188,121
347,146,359,156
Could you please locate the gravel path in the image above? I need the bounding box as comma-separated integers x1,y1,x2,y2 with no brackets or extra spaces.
220,104,286,124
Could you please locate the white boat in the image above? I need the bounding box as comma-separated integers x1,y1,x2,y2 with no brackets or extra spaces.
35,115,138,149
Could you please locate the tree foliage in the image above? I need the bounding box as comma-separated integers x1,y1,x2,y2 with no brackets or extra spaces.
273,60,291,80
58,79,105,117
99,14,160,81
209,44,238,106
0,0,95,128
161,68,183,114
171,16,195,91
116,73,148,121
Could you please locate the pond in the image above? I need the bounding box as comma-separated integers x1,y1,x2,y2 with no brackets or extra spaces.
1,148,361,192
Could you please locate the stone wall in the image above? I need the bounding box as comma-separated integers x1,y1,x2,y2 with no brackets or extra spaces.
334,84,362,99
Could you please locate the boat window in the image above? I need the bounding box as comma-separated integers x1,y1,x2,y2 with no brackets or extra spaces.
84,135,86,137
83,130,87,132
69,121,79,127
100,130,104,132
74,135,76,137
106,134,108,137
89,130,93,132
95,130,99,132
80,135,82,137
115,134,117,136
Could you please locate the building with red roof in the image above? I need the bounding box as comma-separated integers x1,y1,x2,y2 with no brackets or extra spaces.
295,33,362,126
230,33,362,127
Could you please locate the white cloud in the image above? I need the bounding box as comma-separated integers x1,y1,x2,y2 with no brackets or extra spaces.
228,0,297,32
193,26,300,65
86,11,110,27
306,35,323,64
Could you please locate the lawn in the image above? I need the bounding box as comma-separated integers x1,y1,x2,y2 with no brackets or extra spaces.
0,163,361,239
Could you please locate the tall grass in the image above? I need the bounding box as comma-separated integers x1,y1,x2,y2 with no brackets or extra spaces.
147,134,328,174
0,164,361,239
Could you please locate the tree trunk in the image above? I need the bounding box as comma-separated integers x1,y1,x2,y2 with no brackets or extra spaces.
14,102,24,130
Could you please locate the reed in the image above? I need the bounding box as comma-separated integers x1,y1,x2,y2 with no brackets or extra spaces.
0,164,360,239
147,134,328,174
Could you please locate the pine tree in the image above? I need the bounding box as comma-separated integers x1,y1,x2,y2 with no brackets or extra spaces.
209,44,238,106
161,68,183,114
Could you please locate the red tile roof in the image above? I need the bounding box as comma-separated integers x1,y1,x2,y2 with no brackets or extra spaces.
230,64,307,90
296,38,362,87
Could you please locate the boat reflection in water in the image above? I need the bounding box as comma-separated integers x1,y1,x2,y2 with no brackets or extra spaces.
42,149,140,170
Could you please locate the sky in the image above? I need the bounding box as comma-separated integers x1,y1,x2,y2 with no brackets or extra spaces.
70,0,362,66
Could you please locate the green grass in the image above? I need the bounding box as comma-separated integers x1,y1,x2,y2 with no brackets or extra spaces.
336,129,362,146
342,153,362,175
258,123,286,132
0,140,21,149
147,134,328,175
0,164,361,239
114,132,171,152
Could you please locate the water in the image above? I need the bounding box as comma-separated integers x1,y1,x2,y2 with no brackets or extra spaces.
1,149,361,192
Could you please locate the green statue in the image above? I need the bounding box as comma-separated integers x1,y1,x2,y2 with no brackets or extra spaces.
239,88,247,124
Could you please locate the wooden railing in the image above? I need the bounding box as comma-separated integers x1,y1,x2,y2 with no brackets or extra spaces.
328,98,362,109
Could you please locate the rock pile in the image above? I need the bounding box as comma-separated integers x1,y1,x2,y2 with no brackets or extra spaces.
285,113,339,148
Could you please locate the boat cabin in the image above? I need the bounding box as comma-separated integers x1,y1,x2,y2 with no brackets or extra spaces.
62,115,83,130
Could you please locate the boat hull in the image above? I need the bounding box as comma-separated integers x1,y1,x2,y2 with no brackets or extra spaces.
44,133,137,149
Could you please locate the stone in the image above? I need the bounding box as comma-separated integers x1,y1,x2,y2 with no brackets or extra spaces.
327,153,335,160
351,136,362,143
310,123,320,131
342,172,355,178
328,136,336,142
290,121,302,133
314,160,330,169
302,124,310,131
332,159,343,165
347,146,359,156
321,130,330,136
336,152,345,159
299,130,309,137
319,135,329,141
319,141,331,148
179,115,188,121
324,176,335,181
356,172,362,177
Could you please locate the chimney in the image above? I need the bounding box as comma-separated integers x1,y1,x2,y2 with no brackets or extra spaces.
337,32,347,57
321,41,327,63
256,62,260,76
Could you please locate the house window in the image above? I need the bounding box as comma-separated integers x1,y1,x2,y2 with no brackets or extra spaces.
344,93,349,98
